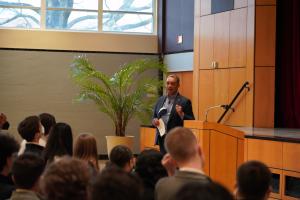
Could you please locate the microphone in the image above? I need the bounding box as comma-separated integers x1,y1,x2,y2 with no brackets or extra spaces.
204,104,228,122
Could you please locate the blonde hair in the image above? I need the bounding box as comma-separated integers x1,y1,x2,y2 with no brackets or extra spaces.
74,133,99,170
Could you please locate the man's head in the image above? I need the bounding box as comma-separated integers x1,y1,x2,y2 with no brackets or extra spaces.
18,116,42,142
109,145,134,173
236,161,272,200
12,153,45,190
41,157,92,200
166,74,180,96
91,168,143,200
165,127,202,165
39,113,56,136
0,133,19,174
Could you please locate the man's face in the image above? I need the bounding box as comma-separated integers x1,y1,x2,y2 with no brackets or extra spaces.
166,76,179,96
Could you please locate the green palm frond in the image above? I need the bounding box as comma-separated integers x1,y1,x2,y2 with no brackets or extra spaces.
70,55,167,136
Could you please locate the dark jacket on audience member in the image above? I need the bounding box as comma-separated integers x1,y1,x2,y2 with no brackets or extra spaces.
155,170,211,200
0,174,15,200
24,143,44,157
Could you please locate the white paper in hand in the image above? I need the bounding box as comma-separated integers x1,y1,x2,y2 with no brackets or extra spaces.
157,118,166,137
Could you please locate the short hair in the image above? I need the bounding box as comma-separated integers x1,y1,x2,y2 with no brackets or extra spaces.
91,168,143,200
42,157,92,200
74,133,99,170
109,145,133,169
39,113,56,136
0,133,20,172
176,181,234,200
11,153,45,189
43,122,73,163
165,127,198,162
135,149,167,186
18,116,40,142
237,161,272,200
167,74,180,85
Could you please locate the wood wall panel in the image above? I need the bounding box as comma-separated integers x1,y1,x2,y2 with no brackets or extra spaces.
229,8,247,68
210,130,238,191
256,0,276,5
283,143,300,172
234,0,247,8
199,15,214,69
255,6,276,67
198,70,214,121
247,139,283,169
179,71,194,101
193,16,201,119
200,0,211,16
226,68,247,125
254,67,275,127
214,12,230,68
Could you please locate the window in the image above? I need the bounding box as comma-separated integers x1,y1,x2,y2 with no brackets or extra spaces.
0,0,155,33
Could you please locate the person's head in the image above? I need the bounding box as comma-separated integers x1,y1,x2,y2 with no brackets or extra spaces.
11,153,45,191
166,74,180,96
91,168,143,200
176,181,234,200
74,133,99,170
18,115,42,142
135,149,167,186
43,122,73,162
165,127,203,166
0,113,10,130
236,161,272,200
39,113,56,137
41,157,92,200
109,145,134,172
0,133,19,175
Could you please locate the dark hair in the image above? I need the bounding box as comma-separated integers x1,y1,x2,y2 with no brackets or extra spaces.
43,122,73,163
0,133,19,172
109,145,133,169
42,157,91,200
92,168,143,200
17,116,40,142
237,161,272,200
39,113,56,136
11,153,45,189
135,149,167,187
176,181,234,200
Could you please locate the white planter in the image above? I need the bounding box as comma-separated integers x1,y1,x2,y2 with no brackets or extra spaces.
105,135,134,156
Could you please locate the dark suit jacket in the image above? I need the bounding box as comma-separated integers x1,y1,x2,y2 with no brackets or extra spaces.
155,170,211,200
152,93,194,144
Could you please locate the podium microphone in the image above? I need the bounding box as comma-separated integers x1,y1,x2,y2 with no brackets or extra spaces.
204,104,228,122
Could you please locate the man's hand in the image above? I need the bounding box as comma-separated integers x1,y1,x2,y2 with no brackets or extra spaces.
152,118,160,127
175,104,184,118
162,153,177,176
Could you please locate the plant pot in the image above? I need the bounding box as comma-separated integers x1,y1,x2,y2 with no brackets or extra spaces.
105,136,134,156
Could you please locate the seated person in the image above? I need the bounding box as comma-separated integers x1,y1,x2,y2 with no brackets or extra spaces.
17,116,44,157
91,167,143,200
0,133,20,199
10,153,45,200
41,157,92,200
236,160,272,200
38,113,56,146
107,145,134,173
0,112,10,130
134,149,167,200
176,181,234,200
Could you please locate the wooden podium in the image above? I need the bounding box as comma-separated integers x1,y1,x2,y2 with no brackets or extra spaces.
184,121,245,191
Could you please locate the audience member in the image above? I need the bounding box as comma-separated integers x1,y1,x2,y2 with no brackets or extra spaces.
41,157,92,200
43,122,73,164
236,160,272,200
74,133,99,171
91,167,143,200
155,127,210,200
0,113,10,130
135,149,167,200
107,145,134,173
175,181,234,200
0,133,19,199
10,153,45,200
38,113,56,146
17,116,44,157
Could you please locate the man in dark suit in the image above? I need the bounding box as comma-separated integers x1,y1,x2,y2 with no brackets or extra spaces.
152,74,194,154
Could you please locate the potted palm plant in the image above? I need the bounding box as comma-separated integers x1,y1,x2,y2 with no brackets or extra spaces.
70,56,167,154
